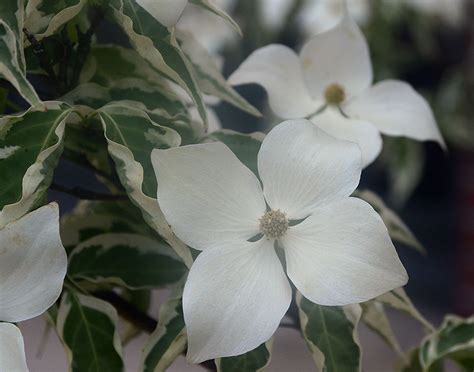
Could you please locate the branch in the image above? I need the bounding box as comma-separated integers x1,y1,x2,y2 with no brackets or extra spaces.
50,183,128,201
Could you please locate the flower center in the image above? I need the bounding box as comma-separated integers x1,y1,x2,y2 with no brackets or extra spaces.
324,83,345,105
259,209,288,239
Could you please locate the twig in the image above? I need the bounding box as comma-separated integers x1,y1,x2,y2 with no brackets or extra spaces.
50,182,128,201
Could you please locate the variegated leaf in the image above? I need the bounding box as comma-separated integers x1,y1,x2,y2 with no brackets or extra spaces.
355,189,425,254
68,233,187,289
177,30,260,116
215,341,273,372
110,0,208,127
0,101,71,227
24,0,87,40
139,285,187,372
0,0,43,107
297,292,362,372
98,104,193,267
57,292,124,372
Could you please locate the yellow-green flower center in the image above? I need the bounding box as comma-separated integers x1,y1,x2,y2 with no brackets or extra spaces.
259,210,288,239
324,83,345,105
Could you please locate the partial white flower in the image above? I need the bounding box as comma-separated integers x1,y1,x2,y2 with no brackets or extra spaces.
0,203,67,371
298,0,370,34
136,0,188,27
228,14,445,167
0,203,67,322
152,120,407,363
0,323,29,372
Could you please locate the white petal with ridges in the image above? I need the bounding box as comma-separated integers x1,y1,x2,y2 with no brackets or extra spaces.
152,142,266,250
228,44,320,118
258,120,361,219
183,239,291,363
311,108,383,167
136,0,188,27
0,203,67,322
345,80,445,147
281,197,408,306
300,15,372,100
0,323,28,372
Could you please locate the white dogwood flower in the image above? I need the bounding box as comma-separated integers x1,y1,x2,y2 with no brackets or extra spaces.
0,203,68,372
228,14,445,167
152,120,407,363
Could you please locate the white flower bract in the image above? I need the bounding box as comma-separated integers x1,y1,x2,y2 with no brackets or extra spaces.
228,14,445,167
152,119,408,363
0,203,68,372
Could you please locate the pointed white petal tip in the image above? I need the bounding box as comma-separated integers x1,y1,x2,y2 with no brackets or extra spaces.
0,203,67,322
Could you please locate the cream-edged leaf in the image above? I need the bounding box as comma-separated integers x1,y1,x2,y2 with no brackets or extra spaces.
355,189,425,254
297,292,362,372
139,284,187,372
136,0,188,27
361,301,405,358
98,104,193,267
24,0,87,40
68,233,187,289
111,1,208,127
189,0,241,36
177,31,260,116
377,288,434,332
419,315,474,371
0,102,71,227
0,20,42,107
0,203,67,322
215,340,273,372
57,292,124,372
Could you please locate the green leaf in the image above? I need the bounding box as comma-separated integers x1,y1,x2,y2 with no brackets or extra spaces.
296,292,362,372
189,0,242,36
0,101,71,227
355,189,425,254
177,31,260,117
419,315,474,371
111,0,208,127
68,233,187,289
0,5,43,107
215,341,273,372
98,104,193,267
377,288,434,332
24,0,87,40
140,285,187,372
204,129,264,176
57,292,124,372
